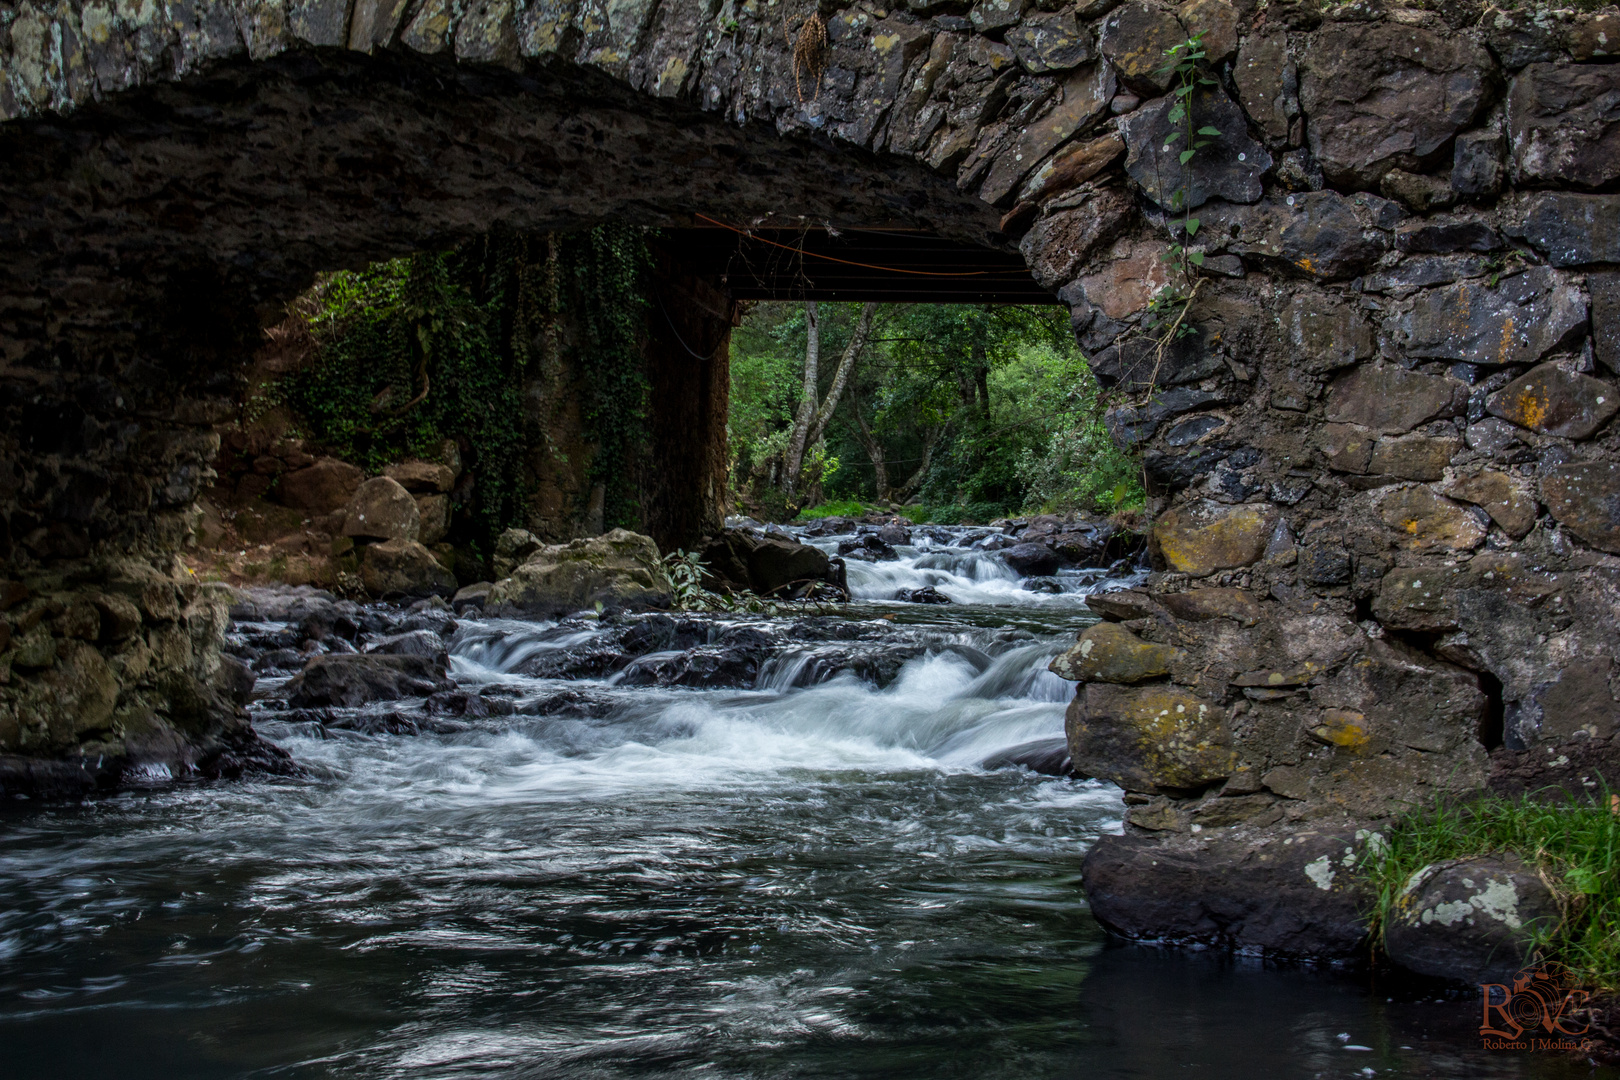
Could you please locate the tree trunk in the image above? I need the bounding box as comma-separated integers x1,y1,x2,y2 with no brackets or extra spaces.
782,300,820,498
851,401,891,503
892,426,942,504
806,302,877,448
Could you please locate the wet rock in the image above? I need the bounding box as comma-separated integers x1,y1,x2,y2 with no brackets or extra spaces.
277,457,363,514
1096,0,1185,96
746,536,833,596
895,586,953,604
384,460,456,493
1001,542,1062,576
1121,85,1271,210
1375,486,1487,553
493,528,543,579
1298,22,1491,189
1400,268,1587,368
1395,217,1500,254
426,689,515,717
1081,828,1374,958
343,477,420,542
981,736,1076,777
365,629,450,662
876,523,912,546
1541,461,1620,553
1384,855,1560,985
1049,622,1180,683
1003,11,1093,74
1507,63,1620,188
1451,128,1505,201
1486,364,1619,441
1067,683,1234,793
215,655,257,707
487,529,668,615
516,687,620,718
1519,193,1620,269
283,654,454,708
1440,471,1537,539
360,538,458,599
1152,501,1278,577
837,534,899,562
1198,191,1388,280
799,516,855,538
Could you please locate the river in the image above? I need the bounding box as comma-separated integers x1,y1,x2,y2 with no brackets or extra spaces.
0,524,1603,1078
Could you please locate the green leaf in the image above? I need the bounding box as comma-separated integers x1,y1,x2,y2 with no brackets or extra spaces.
1175,84,1195,97
1197,126,1222,136
1567,866,1603,895
1164,130,1183,143
1189,250,1205,266
1179,148,1196,164
1184,217,1200,236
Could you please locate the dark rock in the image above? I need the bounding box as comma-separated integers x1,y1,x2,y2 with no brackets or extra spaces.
837,535,899,562
215,655,257,707
1400,268,1588,368
1233,32,1295,146
1595,272,1620,376
1396,218,1500,254
969,0,1028,34
1541,461,1620,554
253,648,309,674
1001,542,1062,576
451,581,493,610
746,535,832,596
800,516,855,537
516,687,621,718
1507,63,1620,188
1283,291,1374,373
360,538,458,599
1003,10,1093,74
1519,193,1620,269
1384,855,1560,985
895,586,953,603
343,476,420,542
366,629,451,662
383,460,455,493
1487,364,1620,440
1199,191,1388,281
1121,86,1271,210
1164,414,1225,446
1486,10,1567,70
1299,22,1492,189
277,457,363,514
981,736,1075,776
1466,417,1530,458
426,690,515,717
1360,254,1490,296
1067,682,1234,792
283,654,454,708
1080,828,1374,959
619,614,710,655
876,522,912,546
1143,447,1228,489
1379,169,1454,214
1274,149,1324,193
1018,184,1135,290
1451,128,1504,201
1104,388,1225,445
1096,0,1185,95
1299,541,1352,585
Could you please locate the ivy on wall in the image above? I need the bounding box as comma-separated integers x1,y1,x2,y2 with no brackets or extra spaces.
276,224,651,551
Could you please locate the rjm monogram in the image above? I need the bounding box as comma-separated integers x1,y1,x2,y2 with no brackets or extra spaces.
1480,965,1591,1042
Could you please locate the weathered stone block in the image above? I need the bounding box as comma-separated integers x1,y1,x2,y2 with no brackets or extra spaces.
385,460,456,493
1395,218,1500,254
970,0,1029,34
1507,62,1620,188
1541,461,1620,554
1283,293,1373,373
1385,856,1558,985
1375,486,1486,553
1318,423,1373,473
1233,32,1295,145
1199,191,1388,280
1594,272,1620,375
360,538,458,599
1369,435,1461,482
1121,85,1271,210
1154,500,1279,577
1067,683,1235,792
981,65,1113,204
1569,12,1620,61
278,458,363,514
1380,169,1454,215
1486,364,1619,441
1519,193,1620,269
1441,471,1536,538
1450,128,1504,201
1324,365,1460,434
1400,267,1587,367
1049,622,1181,683
1176,0,1238,63
1157,587,1265,626
1096,0,1185,95
343,477,421,542
1004,10,1093,74
1018,184,1135,289
1299,22,1492,189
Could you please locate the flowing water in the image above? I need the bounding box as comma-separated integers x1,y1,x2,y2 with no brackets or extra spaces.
0,525,1607,1078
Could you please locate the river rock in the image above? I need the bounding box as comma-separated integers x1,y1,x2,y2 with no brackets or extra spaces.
876,522,911,546
384,460,456,493
980,736,1075,777
277,457,363,514
895,586,953,604
1049,622,1180,683
360,538,457,599
487,529,667,615
493,528,543,579
836,534,899,562
343,477,421,542
1487,364,1619,441
1001,541,1062,576
746,536,833,596
1121,85,1271,210
1384,855,1560,985
1541,461,1620,554
365,629,450,663
1067,683,1234,792
1080,828,1374,958
1519,193,1620,269
1400,268,1587,368
1298,22,1491,189
1153,501,1278,577
1507,63,1620,188
283,654,454,708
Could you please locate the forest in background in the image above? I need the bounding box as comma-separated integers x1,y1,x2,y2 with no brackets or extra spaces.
728,301,1144,524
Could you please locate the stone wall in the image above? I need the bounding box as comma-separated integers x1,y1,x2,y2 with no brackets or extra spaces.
1,0,1617,865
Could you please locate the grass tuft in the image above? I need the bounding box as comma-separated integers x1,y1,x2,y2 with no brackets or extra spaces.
1359,787,1620,992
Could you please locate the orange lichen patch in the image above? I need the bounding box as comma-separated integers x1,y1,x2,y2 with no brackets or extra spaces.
1294,256,1318,275
1312,708,1370,749
1504,387,1551,430
1496,315,1516,364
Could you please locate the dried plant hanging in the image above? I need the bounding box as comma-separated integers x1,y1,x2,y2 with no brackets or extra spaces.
787,12,828,103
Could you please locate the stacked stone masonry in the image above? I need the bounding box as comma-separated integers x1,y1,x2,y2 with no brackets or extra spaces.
1,0,1617,956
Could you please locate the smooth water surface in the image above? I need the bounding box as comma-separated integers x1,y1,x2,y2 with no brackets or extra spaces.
0,526,1607,1078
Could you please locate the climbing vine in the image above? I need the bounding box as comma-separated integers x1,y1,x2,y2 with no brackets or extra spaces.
276,224,651,553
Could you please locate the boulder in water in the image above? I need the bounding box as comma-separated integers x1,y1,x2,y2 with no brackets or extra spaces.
365,629,450,664
427,689,516,718
895,586,953,604
360,538,458,599
283,654,453,708
487,528,668,616
981,736,1075,776
699,529,840,597
1383,855,1560,984
1001,542,1062,575
800,516,855,537
837,535,898,562
876,522,911,546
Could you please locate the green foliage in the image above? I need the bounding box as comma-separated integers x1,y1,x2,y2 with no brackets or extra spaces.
795,499,879,520
1359,790,1620,993
277,225,650,552
661,549,784,614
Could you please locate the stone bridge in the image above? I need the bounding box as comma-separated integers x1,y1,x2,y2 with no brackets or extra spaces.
4,0,1620,949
